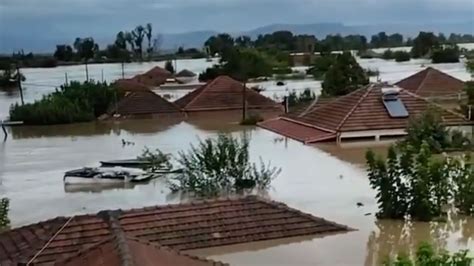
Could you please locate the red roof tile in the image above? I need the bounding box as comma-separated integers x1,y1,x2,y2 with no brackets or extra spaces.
259,84,471,143
113,79,151,92
133,66,173,86
175,76,283,112
111,90,182,116
0,196,350,265
259,118,336,143
395,67,465,98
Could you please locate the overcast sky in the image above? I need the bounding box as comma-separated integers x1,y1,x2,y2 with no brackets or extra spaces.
1,0,473,35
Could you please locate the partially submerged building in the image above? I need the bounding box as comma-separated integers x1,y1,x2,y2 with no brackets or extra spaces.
395,67,465,99
108,90,183,119
175,69,197,84
0,196,350,265
259,84,472,144
175,75,283,119
113,79,151,92
132,66,173,87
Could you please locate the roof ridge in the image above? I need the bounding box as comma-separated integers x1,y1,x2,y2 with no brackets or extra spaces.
416,68,433,93
395,67,430,90
183,77,220,108
335,85,374,130
281,117,336,133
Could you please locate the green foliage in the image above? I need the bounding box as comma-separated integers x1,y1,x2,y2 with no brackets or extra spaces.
287,88,316,107
204,33,235,55
9,81,119,125
371,32,404,48
0,60,25,88
0,198,10,231
365,68,380,77
431,45,460,64
384,242,472,266
240,113,264,125
394,51,411,62
306,55,336,79
169,134,280,197
321,52,369,96
73,37,99,61
399,109,471,153
451,154,474,215
466,60,474,77
411,32,439,58
366,142,471,221
164,60,175,74
137,147,172,172
465,82,474,105
383,49,395,60
53,45,74,61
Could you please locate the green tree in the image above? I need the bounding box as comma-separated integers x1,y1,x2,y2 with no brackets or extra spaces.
431,45,460,63
204,34,235,55
73,37,99,81
0,60,25,88
115,31,127,50
0,198,10,232
164,60,175,74
132,25,146,59
466,60,474,77
411,32,439,58
145,23,153,55
287,88,316,107
53,45,74,61
394,51,411,62
235,35,252,47
124,31,135,53
321,52,369,96
169,134,280,197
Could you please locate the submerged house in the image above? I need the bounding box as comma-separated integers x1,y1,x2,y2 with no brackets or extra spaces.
395,67,465,99
113,79,152,92
107,90,183,119
175,69,197,84
132,66,173,87
0,196,350,265
175,75,283,119
259,84,472,144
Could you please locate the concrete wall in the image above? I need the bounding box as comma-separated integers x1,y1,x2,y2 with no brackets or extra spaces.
338,128,407,142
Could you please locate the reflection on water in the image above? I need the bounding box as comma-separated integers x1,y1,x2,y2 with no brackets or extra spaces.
0,120,472,265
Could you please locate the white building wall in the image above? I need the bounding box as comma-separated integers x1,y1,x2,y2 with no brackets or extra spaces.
339,129,407,142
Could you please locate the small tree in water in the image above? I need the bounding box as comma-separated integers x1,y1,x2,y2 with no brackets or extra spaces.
169,134,280,197
137,147,172,172
0,198,10,232
366,142,472,221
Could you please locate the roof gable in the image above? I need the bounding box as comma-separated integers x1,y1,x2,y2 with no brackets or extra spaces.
395,67,465,97
175,76,280,111
112,90,182,116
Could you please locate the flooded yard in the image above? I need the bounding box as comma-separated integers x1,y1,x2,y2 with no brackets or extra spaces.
0,119,472,265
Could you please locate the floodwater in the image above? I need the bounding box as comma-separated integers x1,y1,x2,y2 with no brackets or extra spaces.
1,51,473,119
0,119,472,265
0,55,473,265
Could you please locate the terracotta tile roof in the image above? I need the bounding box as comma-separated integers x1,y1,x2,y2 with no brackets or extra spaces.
111,90,182,116
176,69,196,77
259,84,472,143
132,66,173,86
0,196,351,265
259,118,336,143
175,76,282,112
113,79,151,92
395,67,465,97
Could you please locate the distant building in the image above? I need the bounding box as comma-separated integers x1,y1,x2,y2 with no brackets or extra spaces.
395,67,465,99
259,84,472,144
295,35,317,53
175,75,283,120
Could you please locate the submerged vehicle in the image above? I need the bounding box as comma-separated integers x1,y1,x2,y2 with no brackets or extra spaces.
63,167,154,184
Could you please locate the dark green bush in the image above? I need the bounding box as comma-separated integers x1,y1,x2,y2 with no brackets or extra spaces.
394,51,411,62
432,46,460,63
9,81,119,125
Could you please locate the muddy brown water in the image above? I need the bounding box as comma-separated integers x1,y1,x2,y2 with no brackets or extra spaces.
0,118,472,265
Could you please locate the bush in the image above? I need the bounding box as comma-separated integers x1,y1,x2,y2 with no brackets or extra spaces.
240,113,264,125
432,46,460,64
9,81,119,125
168,134,280,197
0,198,10,232
384,242,472,266
288,88,316,107
322,52,369,96
366,142,472,221
382,49,394,60
394,51,411,62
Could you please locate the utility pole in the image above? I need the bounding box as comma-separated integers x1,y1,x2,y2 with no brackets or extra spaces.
101,69,104,82
121,61,125,79
242,80,247,121
64,72,68,86
16,66,24,105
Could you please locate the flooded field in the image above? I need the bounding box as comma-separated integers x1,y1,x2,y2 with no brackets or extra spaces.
0,119,472,265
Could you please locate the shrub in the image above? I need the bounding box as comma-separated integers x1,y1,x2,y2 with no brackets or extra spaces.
384,242,472,266
240,113,264,125
9,81,119,125
432,46,460,64
0,198,10,232
137,147,172,172
287,88,316,107
168,134,280,197
382,49,394,60
394,51,411,62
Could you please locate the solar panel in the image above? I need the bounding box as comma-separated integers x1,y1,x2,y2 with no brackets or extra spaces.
383,97,409,118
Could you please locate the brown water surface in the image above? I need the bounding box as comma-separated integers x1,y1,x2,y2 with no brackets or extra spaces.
0,118,472,265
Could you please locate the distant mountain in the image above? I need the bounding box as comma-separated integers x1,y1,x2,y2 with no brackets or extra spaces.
1,21,473,53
